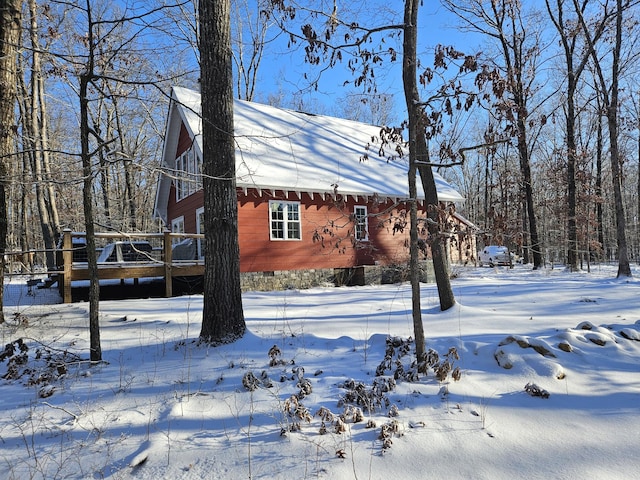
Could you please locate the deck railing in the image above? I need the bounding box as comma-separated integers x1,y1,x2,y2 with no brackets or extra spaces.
58,229,204,303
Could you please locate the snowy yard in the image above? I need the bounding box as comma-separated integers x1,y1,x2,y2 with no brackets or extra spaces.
1,264,639,479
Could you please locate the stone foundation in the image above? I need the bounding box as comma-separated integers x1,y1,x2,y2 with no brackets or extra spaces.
239,261,435,292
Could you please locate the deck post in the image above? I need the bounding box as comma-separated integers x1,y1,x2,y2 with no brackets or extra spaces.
62,229,73,303
164,230,173,298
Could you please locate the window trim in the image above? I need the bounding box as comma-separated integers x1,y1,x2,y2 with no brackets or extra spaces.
175,148,202,202
269,200,302,241
196,206,205,259
171,216,185,233
171,216,185,245
354,205,368,241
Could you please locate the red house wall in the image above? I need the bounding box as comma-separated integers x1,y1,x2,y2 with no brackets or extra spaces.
237,190,411,272
166,186,413,272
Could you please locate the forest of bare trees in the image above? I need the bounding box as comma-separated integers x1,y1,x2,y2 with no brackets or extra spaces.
1,0,639,281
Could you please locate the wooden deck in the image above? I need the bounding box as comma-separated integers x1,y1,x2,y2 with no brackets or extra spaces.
58,230,204,303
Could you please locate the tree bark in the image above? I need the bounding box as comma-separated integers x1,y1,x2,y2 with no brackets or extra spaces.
80,69,102,361
0,0,22,324
199,0,246,343
606,0,631,277
80,0,101,361
402,0,455,314
596,110,604,260
403,0,425,359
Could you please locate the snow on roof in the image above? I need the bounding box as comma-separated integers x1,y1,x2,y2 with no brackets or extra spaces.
155,86,464,222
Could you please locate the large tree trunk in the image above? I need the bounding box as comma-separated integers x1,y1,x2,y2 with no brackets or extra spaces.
199,0,246,343
547,0,611,272
573,0,630,276
17,62,57,270
0,0,22,324
596,112,604,260
419,161,456,311
637,120,640,263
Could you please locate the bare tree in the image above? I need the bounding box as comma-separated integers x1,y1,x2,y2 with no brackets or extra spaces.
0,0,22,324
231,0,273,101
37,0,190,359
334,91,397,126
199,0,246,343
444,0,545,269
545,0,610,271
75,0,102,361
264,1,496,360
16,0,60,270
575,0,634,277
403,0,426,357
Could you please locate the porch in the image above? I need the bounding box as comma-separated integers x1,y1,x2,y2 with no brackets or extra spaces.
57,229,204,303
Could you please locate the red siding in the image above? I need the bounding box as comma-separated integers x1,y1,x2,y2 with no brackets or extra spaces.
237,191,412,272
177,123,193,157
166,186,413,272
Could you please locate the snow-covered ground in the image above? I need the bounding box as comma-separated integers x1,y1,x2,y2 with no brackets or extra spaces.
1,264,639,479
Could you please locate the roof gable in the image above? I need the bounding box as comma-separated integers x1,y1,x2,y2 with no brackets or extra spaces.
154,86,464,222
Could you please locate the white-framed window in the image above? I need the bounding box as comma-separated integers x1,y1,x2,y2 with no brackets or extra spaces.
171,216,184,245
196,206,205,259
175,148,202,201
354,205,368,241
269,201,301,240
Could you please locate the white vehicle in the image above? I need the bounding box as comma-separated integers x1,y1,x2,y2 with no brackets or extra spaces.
478,245,513,268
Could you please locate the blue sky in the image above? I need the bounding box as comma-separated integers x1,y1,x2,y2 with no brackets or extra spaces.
243,2,482,124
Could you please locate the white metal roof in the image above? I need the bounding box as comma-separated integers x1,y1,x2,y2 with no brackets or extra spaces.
154,86,464,223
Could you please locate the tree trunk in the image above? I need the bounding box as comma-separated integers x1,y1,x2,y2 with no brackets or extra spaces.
419,161,456,310
79,0,101,362
547,0,611,271
403,0,425,359
27,0,58,269
607,0,631,277
199,0,246,343
80,70,102,362
515,114,542,269
636,118,640,263
0,0,22,324
566,101,578,271
403,0,455,314
111,93,137,230
573,0,630,276
596,113,604,260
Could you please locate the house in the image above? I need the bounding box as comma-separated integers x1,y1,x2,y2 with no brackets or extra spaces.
153,87,474,289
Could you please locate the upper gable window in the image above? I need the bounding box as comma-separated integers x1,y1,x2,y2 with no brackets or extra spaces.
269,201,301,240
175,148,202,201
